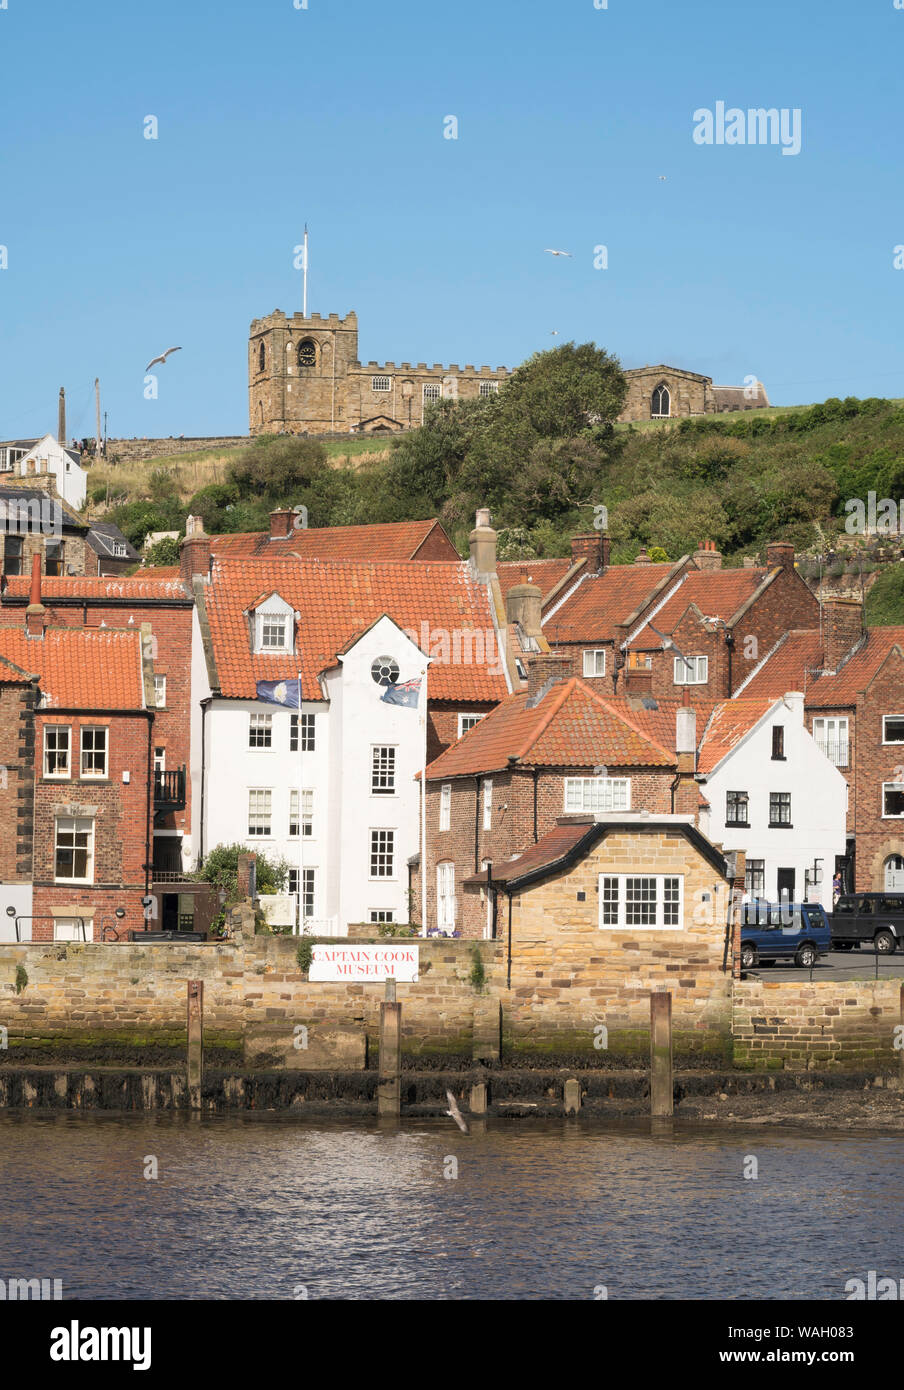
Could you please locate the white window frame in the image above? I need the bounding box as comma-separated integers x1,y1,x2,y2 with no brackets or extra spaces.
437,861,456,931
582,649,607,678
882,715,904,745
289,788,313,837
248,788,272,837
457,712,485,738
43,725,71,779
812,716,850,766
882,782,904,819
372,375,392,393
153,746,166,772
673,654,708,685
369,829,395,879
249,713,273,749
423,383,442,404
153,674,167,708
288,866,316,921
371,745,397,796
478,381,498,397
257,611,291,652
80,726,108,779
564,777,631,813
598,873,684,931
483,778,493,831
439,783,451,831
54,816,94,885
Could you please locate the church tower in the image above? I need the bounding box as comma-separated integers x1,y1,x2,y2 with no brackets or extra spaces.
248,311,359,435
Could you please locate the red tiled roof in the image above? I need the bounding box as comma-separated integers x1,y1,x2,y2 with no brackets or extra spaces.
0,628,144,709
3,575,189,600
735,629,825,698
632,567,769,640
424,677,676,779
697,697,777,774
806,627,904,707
204,557,510,702
608,697,721,751
544,562,678,644
497,558,582,605
207,519,457,562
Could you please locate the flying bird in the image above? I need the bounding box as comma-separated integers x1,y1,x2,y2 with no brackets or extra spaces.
550,330,559,336
145,346,182,371
658,175,667,181
445,1089,469,1134
544,248,572,257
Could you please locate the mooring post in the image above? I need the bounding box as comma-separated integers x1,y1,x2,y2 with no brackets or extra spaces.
187,979,203,1111
650,991,673,1117
378,980,401,1117
469,1081,488,1116
563,1077,581,1115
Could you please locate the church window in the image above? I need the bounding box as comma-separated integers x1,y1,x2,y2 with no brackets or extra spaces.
258,342,266,373
423,383,442,404
372,376,392,393
479,381,498,397
651,383,671,418
298,339,317,369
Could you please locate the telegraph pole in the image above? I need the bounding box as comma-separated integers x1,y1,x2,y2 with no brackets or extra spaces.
94,378,102,459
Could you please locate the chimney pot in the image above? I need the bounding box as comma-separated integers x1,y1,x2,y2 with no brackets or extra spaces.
469,509,497,580
269,509,294,540
694,539,723,571
506,582,543,635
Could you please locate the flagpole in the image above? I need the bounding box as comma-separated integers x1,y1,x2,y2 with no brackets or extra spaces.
303,225,308,318
420,663,427,938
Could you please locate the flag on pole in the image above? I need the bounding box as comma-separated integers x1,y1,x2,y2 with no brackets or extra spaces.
380,677,421,709
256,679,303,707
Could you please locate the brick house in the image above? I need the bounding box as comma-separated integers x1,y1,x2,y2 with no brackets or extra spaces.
418,653,707,937
460,814,742,1061
0,563,156,942
736,595,904,892
543,536,819,701
203,513,460,564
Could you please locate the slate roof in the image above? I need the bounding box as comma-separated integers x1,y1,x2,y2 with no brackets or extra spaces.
423,677,676,780
0,628,145,709
86,520,141,562
203,557,513,702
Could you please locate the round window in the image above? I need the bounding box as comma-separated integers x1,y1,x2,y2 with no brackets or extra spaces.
371,656,399,687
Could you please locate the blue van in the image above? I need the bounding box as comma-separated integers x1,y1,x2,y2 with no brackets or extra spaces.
739,901,831,970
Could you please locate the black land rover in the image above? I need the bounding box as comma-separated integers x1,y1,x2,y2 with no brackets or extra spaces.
829,893,904,953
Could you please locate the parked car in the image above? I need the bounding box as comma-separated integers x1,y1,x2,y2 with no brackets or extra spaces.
739,901,831,970
829,893,904,954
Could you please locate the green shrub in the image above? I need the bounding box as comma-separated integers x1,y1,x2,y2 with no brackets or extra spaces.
14,964,27,994
296,939,314,974
469,946,486,993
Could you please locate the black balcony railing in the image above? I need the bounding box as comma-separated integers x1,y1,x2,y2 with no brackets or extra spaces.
153,766,186,811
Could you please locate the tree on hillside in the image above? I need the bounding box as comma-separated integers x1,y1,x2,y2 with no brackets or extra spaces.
227,435,329,496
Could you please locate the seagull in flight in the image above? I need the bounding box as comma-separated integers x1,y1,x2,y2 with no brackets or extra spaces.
544,248,572,257
658,175,667,181
445,1089,469,1134
145,346,182,371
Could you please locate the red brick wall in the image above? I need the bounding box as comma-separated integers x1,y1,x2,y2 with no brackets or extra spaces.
0,681,36,883
411,527,461,562
849,649,904,890
31,711,152,940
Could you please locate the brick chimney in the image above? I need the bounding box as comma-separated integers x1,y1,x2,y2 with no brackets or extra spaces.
765,541,795,571
570,533,607,573
269,509,294,539
673,706,698,817
823,595,863,669
624,650,653,697
526,651,574,702
694,539,723,571
236,852,257,901
633,547,650,565
505,582,542,635
25,553,46,638
469,508,497,580
180,516,211,582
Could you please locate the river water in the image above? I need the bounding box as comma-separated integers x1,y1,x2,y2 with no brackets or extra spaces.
0,1113,900,1300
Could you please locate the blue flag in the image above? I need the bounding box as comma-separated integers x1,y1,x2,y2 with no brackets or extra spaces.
256,679,303,707
380,677,421,709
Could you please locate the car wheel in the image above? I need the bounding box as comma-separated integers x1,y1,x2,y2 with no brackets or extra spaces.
874,930,897,954
740,944,757,970
795,943,817,968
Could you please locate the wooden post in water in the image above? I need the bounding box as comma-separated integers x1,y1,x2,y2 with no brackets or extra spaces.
650,991,673,1117
470,1082,488,1116
378,978,400,1117
563,1078,581,1115
187,980,203,1111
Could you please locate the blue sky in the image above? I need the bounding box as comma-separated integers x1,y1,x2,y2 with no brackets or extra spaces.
1,0,902,438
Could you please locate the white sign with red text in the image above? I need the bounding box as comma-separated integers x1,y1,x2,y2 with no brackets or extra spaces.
309,943,419,983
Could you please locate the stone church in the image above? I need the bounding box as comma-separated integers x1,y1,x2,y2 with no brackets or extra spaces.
248,308,769,436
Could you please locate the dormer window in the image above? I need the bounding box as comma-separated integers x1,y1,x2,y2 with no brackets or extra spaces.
253,596,295,654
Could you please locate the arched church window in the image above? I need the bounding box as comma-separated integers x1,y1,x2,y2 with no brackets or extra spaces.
258,342,266,373
651,383,671,418
298,339,317,369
